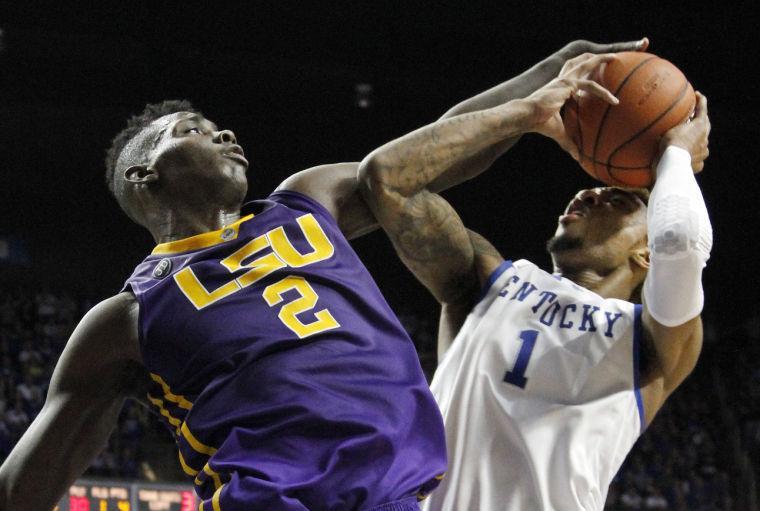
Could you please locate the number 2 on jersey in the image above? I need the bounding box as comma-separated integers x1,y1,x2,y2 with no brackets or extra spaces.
503,329,538,389
174,213,340,339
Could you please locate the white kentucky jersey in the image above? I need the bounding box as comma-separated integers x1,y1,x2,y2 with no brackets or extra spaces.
423,259,645,511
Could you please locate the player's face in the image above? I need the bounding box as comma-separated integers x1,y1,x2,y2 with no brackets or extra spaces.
146,112,249,203
548,187,647,270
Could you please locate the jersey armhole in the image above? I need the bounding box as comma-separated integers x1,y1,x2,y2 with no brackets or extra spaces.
633,303,646,434
120,283,148,364
476,260,514,303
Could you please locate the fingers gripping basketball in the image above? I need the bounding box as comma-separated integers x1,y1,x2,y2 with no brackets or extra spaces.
562,52,696,187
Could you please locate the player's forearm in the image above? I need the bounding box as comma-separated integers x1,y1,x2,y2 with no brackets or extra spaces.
440,47,575,120
429,39,645,190
428,46,573,190
359,99,534,200
0,395,123,511
643,146,712,327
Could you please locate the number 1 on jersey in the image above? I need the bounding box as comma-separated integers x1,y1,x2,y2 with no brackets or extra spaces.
504,329,538,389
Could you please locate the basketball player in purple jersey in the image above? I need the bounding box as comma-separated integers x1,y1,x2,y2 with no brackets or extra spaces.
0,39,644,510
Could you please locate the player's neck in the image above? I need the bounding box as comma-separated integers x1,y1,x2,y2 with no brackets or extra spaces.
557,264,635,301
149,207,242,244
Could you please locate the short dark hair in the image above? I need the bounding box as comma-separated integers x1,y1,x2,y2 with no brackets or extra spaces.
104,100,200,197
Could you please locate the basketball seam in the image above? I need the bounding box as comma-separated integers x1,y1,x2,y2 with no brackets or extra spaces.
576,153,653,170
590,56,658,183
606,80,690,184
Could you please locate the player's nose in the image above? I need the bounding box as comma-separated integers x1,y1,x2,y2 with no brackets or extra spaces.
214,129,237,145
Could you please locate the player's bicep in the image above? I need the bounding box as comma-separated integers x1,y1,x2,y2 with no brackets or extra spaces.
275,162,378,239
466,229,506,289
374,188,478,304
436,231,504,361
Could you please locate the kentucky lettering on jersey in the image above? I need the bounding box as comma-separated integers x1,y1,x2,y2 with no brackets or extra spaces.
123,191,446,510
424,259,644,511
495,272,625,337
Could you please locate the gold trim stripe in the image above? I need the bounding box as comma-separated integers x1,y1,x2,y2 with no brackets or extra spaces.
178,450,199,477
199,484,226,511
152,214,254,255
417,473,446,501
212,484,224,511
146,393,182,435
150,373,194,410
181,422,218,456
194,463,223,490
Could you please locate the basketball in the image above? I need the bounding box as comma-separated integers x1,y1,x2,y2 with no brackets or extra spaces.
562,51,695,187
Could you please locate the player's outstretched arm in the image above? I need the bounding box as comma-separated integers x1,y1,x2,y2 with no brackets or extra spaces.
277,39,646,239
431,37,648,190
357,53,618,301
0,293,146,511
640,93,712,422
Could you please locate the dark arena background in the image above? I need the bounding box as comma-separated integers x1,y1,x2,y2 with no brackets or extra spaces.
1,2,758,509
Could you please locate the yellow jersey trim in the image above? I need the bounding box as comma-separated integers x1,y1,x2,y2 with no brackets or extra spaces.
150,373,194,410
194,462,223,490
146,393,182,435
178,450,200,477
181,422,218,456
198,482,226,511
211,484,224,511
152,214,255,255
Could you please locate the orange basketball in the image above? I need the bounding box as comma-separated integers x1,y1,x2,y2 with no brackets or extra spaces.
562,52,695,187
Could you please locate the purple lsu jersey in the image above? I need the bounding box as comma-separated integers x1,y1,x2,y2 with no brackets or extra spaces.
122,191,446,510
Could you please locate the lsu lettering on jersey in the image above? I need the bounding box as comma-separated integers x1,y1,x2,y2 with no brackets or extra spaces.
423,259,644,511
123,191,446,511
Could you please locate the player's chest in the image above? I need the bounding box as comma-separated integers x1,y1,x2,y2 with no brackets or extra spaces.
469,275,632,399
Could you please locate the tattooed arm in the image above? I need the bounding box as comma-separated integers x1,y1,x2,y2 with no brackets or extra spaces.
359,102,533,304
437,231,505,359
431,37,648,191
359,53,620,304
279,39,647,238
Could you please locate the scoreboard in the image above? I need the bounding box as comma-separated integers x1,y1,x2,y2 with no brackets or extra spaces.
55,480,197,511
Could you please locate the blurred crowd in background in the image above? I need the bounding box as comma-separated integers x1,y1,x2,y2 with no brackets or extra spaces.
0,285,756,509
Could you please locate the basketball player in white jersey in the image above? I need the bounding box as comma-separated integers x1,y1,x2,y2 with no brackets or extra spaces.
359,51,711,510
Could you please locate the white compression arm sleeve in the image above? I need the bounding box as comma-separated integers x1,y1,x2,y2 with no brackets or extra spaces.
643,146,713,327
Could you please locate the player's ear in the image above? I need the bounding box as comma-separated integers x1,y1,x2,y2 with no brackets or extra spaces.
124,164,158,185
630,246,650,271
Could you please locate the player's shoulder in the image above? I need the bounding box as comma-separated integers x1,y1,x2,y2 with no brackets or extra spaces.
74,293,141,361
273,162,376,240
51,292,145,399
89,292,138,321
273,162,360,215
513,258,535,270
275,162,360,195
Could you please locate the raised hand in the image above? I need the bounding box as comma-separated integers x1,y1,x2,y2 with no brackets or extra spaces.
524,53,620,160
561,37,649,59
659,92,710,173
